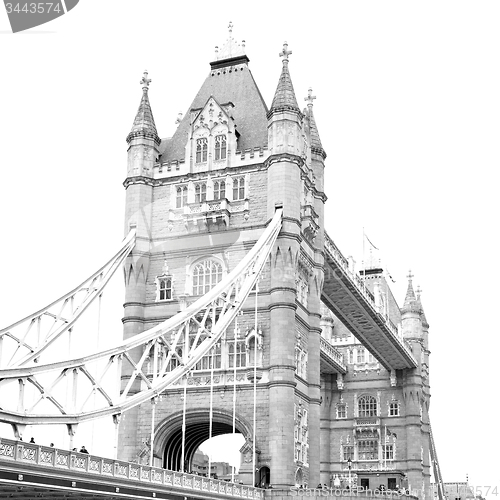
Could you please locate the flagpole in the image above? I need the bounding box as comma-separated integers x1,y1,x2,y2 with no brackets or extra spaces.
362,227,365,288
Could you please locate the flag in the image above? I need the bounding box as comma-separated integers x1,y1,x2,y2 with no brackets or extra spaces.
364,232,379,251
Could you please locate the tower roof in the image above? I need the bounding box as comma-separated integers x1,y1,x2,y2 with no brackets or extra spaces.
416,286,429,328
160,34,268,163
304,88,326,158
269,42,300,114
401,270,422,314
127,71,159,143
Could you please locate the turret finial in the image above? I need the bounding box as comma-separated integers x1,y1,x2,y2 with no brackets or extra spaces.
228,21,233,34
140,70,151,92
407,269,414,281
279,41,292,63
305,88,316,107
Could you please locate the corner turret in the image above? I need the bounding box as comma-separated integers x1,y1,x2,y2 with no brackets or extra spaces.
267,42,304,159
126,71,161,178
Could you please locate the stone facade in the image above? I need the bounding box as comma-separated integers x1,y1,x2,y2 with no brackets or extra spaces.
118,31,432,500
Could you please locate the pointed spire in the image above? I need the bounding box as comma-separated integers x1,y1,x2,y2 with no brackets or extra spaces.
270,42,300,113
416,286,429,328
127,70,159,143
304,88,326,158
402,270,422,314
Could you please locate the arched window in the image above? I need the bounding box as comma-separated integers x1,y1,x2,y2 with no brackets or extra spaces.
358,395,377,417
158,277,172,301
213,180,226,200
233,177,245,201
192,259,223,295
357,348,366,364
214,135,227,161
176,186,188,208
195,183,207,203
196,138,208,163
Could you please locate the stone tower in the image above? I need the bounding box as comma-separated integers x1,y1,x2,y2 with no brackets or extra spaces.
119,30,327,489
119,29,433,498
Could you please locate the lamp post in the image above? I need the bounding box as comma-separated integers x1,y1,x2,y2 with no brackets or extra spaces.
347,457,352,494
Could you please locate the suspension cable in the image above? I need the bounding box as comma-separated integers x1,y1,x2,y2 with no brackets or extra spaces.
252,281,258,487
231,316,238,483
208,345,214,478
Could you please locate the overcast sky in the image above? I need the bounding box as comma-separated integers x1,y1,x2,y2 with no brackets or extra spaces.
0,0,499,493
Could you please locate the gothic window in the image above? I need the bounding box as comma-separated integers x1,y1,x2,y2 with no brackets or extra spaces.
358,439,379,460
357,348,365,364
383,444,394,460
343,445,354,461
349,349,354,364
368,352,375,363
157,276,173,301
228,340,246,368
195,183,207,203
196,138,208,163
176,186,188,208
192,259,223,295
195,343,222,370
389,401,400,416
214,135,227,160
233,177,245,200
337,404,347,419
213,180,226,200
358,395,377,417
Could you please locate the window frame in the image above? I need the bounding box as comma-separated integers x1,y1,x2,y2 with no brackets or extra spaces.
196,137,208,163
214,134,227,161
192,258,224,296
358,395,378,417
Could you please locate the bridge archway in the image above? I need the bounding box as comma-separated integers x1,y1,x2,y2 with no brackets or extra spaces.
155,408,252,472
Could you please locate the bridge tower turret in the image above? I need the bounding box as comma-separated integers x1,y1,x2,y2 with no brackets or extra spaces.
266,42,314,488
121,71,161,459
401,272,431,498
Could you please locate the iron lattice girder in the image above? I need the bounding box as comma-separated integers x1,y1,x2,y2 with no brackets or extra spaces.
0,210,282,426
322,232,417,371
0,229,137,369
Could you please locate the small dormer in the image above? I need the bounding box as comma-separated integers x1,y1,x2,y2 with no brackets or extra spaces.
185,96,238,172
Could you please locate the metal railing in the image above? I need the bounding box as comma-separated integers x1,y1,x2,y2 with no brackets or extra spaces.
0,439,263,499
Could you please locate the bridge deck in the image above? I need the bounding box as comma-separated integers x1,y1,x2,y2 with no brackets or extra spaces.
0,439,263,500
322,232,417,371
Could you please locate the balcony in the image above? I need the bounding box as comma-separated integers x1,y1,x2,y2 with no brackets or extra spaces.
320,336,347,374
182,198,249,231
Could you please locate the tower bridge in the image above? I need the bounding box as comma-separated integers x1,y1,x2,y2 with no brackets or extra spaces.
0,27,443,500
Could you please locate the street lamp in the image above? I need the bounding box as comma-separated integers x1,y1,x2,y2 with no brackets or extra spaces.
347,457,352,494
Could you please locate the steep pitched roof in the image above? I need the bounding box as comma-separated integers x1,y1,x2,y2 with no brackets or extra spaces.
401,272,422,314
160,62,268,163
269,42,300,114
127,71,159,143
304,88,326,158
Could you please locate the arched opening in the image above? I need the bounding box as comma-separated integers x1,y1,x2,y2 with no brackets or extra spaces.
155,409,252,475
295,467,303,487
256,466,271,488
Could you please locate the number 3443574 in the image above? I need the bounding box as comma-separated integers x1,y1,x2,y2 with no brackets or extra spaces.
5,3,62,14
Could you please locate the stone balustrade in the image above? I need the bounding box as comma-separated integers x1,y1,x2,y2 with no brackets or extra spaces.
0,438,263,499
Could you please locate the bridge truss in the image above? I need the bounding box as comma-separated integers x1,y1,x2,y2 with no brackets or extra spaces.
0,210,282,437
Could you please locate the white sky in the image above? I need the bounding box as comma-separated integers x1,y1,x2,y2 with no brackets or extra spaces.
1,0,499,493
